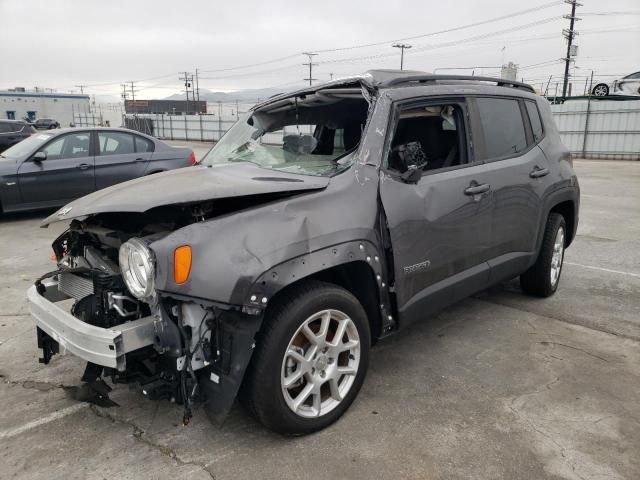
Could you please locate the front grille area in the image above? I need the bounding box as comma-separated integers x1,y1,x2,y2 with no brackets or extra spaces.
58,272,94,300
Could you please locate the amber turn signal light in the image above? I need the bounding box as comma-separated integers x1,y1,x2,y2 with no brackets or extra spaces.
174,246,192,284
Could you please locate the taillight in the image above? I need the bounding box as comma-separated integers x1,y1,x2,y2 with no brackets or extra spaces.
188,151,196,165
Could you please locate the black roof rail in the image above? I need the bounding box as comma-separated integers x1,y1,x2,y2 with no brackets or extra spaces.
383,74,536,93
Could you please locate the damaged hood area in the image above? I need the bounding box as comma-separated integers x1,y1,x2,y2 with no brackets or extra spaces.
41,163,330,226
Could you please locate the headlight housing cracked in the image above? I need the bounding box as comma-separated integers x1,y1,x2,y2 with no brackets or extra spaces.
119,238,155,300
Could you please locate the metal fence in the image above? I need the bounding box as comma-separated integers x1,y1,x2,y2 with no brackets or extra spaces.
125,98,640,160
550,99,640,160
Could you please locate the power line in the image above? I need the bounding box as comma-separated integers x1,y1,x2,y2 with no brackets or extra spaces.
310,0,564,53
196,1,564,74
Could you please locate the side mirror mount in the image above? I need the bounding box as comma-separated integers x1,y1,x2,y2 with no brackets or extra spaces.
32,151,47,162
401,165,422,184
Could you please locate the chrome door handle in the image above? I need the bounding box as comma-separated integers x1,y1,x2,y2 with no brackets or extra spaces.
77,163,90,170
464,183,490,195
530,167,550,178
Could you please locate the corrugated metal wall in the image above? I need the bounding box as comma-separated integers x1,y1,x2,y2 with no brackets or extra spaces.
550,99,640,160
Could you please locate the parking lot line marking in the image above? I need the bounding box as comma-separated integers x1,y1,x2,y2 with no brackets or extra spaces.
565,262,640,279
0,403,87,440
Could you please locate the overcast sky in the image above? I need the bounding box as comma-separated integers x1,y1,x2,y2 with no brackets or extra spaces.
0,0,638,100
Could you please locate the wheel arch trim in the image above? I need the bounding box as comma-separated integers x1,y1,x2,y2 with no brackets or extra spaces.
245,240,395,337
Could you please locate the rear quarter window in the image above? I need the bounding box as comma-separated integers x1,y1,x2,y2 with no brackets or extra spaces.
475,97,527,160
525,101,544,144
134,135,154,153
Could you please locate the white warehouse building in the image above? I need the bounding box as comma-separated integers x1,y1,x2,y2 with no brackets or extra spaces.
0,88,91,126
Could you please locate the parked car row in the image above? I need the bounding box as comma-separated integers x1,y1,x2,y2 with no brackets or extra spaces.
0,127,196,213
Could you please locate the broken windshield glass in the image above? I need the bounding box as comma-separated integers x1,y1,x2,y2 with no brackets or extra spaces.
201,88,369,177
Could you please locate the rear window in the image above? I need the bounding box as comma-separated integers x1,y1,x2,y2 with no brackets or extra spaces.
525,101,544,144
475,97,527,160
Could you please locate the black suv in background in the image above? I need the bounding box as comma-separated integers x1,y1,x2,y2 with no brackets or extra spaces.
33,118,60,130
29,70,579,435
0,120,36,152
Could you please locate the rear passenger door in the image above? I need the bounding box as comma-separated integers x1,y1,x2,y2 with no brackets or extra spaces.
469,96,553,282
94,131,153,190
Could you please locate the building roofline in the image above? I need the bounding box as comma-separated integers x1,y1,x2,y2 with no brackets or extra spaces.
0,92,90,100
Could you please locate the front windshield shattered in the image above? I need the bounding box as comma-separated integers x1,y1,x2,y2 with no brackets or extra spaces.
201,86,369,177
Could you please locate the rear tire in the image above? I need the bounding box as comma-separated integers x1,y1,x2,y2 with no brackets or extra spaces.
520,213,566,297
241,280,370,435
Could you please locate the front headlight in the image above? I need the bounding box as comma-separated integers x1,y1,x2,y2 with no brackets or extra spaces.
119,238,155,299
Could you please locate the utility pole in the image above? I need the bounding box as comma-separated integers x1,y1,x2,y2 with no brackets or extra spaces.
74,85,87,95
302,52,318,86
562,0,581,98
179,72,193,114
392,43,412,70
195,68,200,113
329,72,334,81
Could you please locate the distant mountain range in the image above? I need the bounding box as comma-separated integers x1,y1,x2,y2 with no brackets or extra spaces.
164,85,308,103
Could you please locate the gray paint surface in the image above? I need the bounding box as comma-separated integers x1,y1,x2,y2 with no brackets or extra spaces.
0,158,637,479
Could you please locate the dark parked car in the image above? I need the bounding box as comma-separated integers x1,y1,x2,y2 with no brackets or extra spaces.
0,120,36,153
29,71,579,435
0,127,195,213
33,118,60,130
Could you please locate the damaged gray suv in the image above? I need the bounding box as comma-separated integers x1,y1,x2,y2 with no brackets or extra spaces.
29,70,579,435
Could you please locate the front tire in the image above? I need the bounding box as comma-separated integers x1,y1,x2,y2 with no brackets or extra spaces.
241,280,370,435
520,213,566,297
592,83,609,96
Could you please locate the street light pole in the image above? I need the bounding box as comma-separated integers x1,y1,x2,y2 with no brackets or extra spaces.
392,43,412,70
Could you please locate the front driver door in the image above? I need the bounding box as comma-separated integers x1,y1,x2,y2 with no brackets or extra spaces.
17,131,95,207
379,98,493,327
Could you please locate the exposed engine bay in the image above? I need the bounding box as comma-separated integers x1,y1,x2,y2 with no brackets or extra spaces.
35,212,262,425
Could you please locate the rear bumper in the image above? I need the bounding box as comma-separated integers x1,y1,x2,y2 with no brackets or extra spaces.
27,280,157,371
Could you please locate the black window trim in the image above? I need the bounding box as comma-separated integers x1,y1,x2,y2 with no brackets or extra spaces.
468,94,536,164
381,95,479,179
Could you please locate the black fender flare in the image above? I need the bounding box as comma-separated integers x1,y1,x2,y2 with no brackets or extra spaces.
533,186,579,260
243,240,396,335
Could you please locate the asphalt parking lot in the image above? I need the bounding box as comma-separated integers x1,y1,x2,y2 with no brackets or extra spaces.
0,153,638,480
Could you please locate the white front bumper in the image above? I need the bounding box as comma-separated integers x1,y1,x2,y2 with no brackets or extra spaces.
27,279,157,371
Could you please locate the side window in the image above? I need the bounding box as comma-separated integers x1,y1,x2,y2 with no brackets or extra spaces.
42,133,91,160
525,101,544,144
98,132,135,156
475,97,527,160
386,103,466,173
134,135,154,153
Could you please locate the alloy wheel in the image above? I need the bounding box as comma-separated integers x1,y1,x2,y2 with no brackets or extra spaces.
550,226,565,287
280,309,360,418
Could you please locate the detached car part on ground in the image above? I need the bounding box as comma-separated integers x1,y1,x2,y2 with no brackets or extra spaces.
29,70,580,435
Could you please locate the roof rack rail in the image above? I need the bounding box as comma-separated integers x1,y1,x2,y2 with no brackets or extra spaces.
384,74,536,93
